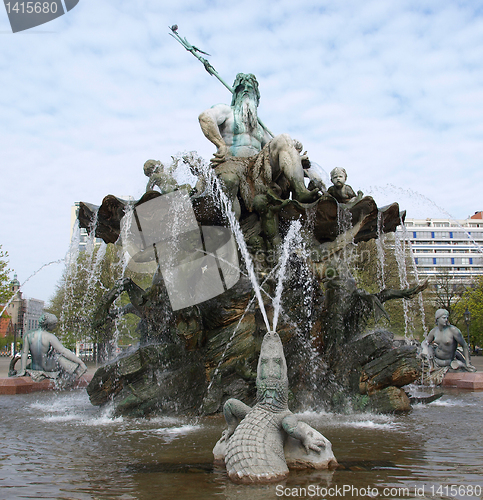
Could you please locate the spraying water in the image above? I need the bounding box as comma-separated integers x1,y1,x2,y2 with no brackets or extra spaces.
375,211,386,289
198,158,271,333
368,184,483,253
393,232,412,336
272,220,302,333
59,221,82,339
397,219,428,336
0,258,65,319
206,268,277,393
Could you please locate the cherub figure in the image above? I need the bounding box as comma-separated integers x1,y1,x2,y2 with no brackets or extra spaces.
144,159,179,194
328,167,362,205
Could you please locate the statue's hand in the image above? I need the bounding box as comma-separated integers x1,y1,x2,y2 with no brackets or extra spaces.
302,435,327,454
211,144,229,165
301,151,311,169
466,362,477,372
220,425,236,442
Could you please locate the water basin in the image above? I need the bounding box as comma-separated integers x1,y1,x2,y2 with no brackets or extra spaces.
1,389,482,500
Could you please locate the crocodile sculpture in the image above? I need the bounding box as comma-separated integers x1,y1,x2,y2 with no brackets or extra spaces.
213,331,337,483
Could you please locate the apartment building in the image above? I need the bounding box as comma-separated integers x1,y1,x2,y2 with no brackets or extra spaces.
399,211,483,283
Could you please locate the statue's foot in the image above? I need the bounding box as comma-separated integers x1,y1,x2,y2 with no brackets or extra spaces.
295,188,321,203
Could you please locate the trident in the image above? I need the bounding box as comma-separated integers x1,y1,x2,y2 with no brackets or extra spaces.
169,25,274,138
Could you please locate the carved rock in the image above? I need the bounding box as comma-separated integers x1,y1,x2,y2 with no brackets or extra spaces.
359,345,421,395
87,343,206,417
79,193,404,248
368,386,412,414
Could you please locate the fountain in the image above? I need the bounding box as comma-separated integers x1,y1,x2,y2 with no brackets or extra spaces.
80,69,425,419
2,43,483,499
69,65,441,489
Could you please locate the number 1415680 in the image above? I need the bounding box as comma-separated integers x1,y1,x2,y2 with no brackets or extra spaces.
5,2,58,14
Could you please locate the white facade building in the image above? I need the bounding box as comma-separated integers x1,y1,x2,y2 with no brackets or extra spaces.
399,212,483,283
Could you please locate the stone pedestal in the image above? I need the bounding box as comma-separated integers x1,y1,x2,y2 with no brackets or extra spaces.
0,375,92,395
442,372,483,390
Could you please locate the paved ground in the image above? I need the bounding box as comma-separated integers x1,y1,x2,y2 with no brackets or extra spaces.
472,355,483,371
1,351,482,379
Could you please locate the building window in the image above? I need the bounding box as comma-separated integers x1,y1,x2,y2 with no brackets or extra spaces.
433,231,450,239
414,231,432,239
436,258,452,265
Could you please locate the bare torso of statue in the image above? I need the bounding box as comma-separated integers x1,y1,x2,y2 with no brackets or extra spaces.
16,313,87,379
430,326,462,366
27,329,61,372
209,103,268,158
426,309,475,371
198,73,323,218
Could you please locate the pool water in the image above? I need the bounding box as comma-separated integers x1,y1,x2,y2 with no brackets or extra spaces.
1,388,482,500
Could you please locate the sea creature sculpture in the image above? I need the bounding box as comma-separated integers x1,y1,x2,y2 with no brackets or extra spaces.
213,331,337,483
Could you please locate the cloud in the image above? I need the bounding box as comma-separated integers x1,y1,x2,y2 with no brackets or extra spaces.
1,0,483,301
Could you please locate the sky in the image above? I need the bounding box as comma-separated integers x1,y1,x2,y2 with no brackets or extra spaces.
1,0,483,303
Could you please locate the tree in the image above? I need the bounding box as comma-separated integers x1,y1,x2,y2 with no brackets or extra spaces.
0,245,13,307
0,332,14,351
432,269,466,317
351,233,429,338
47,243,148,358
454,277,483,350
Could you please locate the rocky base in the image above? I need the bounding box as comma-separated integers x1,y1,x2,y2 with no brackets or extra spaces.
318,329,421,414
87,344,206,417
87,325,421,416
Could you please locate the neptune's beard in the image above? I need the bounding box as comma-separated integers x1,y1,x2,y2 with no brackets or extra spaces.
233,94,258,135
